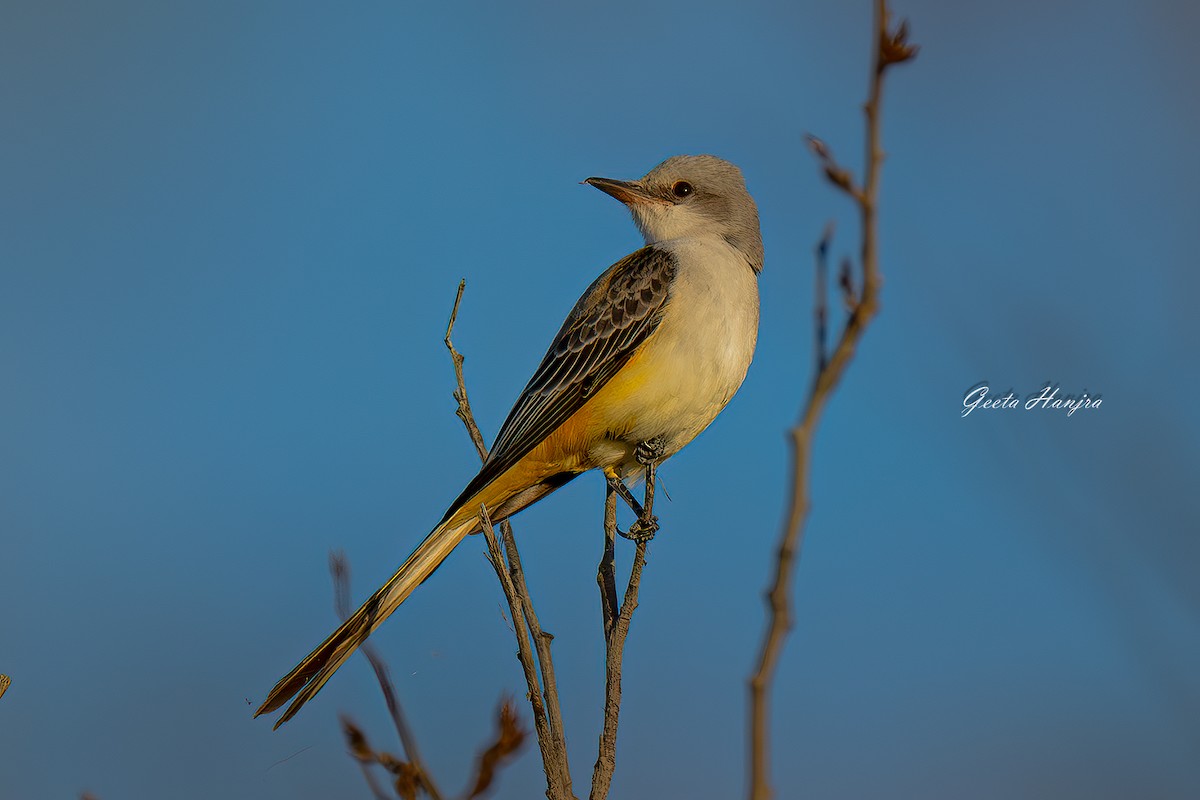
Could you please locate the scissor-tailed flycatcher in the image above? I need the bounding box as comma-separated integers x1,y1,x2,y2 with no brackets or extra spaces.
257,154,763,727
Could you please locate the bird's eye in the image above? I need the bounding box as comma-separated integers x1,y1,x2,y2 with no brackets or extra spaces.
671,181,694,199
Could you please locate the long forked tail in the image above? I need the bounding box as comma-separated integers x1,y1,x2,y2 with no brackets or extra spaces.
254,516,474,728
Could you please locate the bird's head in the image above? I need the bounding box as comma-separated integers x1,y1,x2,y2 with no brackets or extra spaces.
585,154,763,273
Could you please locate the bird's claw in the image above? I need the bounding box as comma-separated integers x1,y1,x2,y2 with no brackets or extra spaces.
618,514,658,543
635,437,667,467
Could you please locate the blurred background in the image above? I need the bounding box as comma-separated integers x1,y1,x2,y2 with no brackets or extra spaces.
2,1,1197,797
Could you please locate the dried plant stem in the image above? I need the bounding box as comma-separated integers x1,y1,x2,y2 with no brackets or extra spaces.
590,479,650,800
747,2,916,799
479,508,573,799
596,488,620,631
444,283,577,800
330,553,443,800
501,520,571,777
443,280,489,463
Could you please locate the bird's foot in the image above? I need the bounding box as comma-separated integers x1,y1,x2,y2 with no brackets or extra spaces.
635,436,667,467
618,514,658,543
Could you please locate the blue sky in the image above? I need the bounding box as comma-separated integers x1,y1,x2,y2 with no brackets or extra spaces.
2,1,1197,798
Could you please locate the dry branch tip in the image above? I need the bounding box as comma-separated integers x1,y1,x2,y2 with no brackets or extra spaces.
748,3,916,799
465,699,529,799
879,17,919,70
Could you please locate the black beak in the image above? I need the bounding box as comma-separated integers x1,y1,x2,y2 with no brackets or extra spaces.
583,176,656,206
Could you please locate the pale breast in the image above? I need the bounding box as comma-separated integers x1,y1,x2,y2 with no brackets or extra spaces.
589,235,760,472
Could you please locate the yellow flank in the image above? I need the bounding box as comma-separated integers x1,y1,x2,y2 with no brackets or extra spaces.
442,333,665,533
590,343,656,417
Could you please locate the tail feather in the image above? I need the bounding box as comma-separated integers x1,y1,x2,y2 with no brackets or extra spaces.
255,517,473,727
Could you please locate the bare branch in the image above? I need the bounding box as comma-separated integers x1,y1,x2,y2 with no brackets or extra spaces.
838,256,857,313
341,716,401,800
479,506,571,799
590,474,651,800
444,279,488,462
748,3,916,799
331,553,443,800
814,222,834,373
596,487,619,632
501,520,571,780
445,284,576,800
341,679,527,800
464,699,528,799
805,135,864,203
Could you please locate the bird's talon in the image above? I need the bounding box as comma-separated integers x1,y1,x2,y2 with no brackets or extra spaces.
635,437,667,467
619,515,658,543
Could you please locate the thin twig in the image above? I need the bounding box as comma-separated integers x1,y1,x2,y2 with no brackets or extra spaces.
341,716,407,800
814,222,833,373
479,506,567,799
331,553,443,800
444,284,576,800
464,698,528,799
590,473,651,800
838,256,857,313
444,279,488,463
501,520,571,787
596,485,619,632
748,3,916,800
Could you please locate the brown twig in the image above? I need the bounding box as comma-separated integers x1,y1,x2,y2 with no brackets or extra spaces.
747,3,916,800
331,553,444,800
464,699,528,799
814,222,834,373
500,521,571,783
341,716,407,800
443,280,488,463
478,508,571,799
342,704,523,800
589,480,649,800
596,487,620,631
838,256,857,313
444,284,576,800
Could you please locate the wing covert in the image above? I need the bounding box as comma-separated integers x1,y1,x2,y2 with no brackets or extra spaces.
444,245,677,519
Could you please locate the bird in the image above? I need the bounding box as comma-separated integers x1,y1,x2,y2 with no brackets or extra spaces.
256,154,763,727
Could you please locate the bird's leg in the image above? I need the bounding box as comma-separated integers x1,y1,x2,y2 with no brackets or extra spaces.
616,437,666,543
622,465,658,542
605,475,647,519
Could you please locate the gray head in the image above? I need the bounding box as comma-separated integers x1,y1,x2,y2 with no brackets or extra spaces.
585,155,764,273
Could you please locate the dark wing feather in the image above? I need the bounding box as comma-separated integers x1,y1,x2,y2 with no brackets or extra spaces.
443,245,677,520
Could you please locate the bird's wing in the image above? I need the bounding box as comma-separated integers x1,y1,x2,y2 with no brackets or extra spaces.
444,245,677,518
